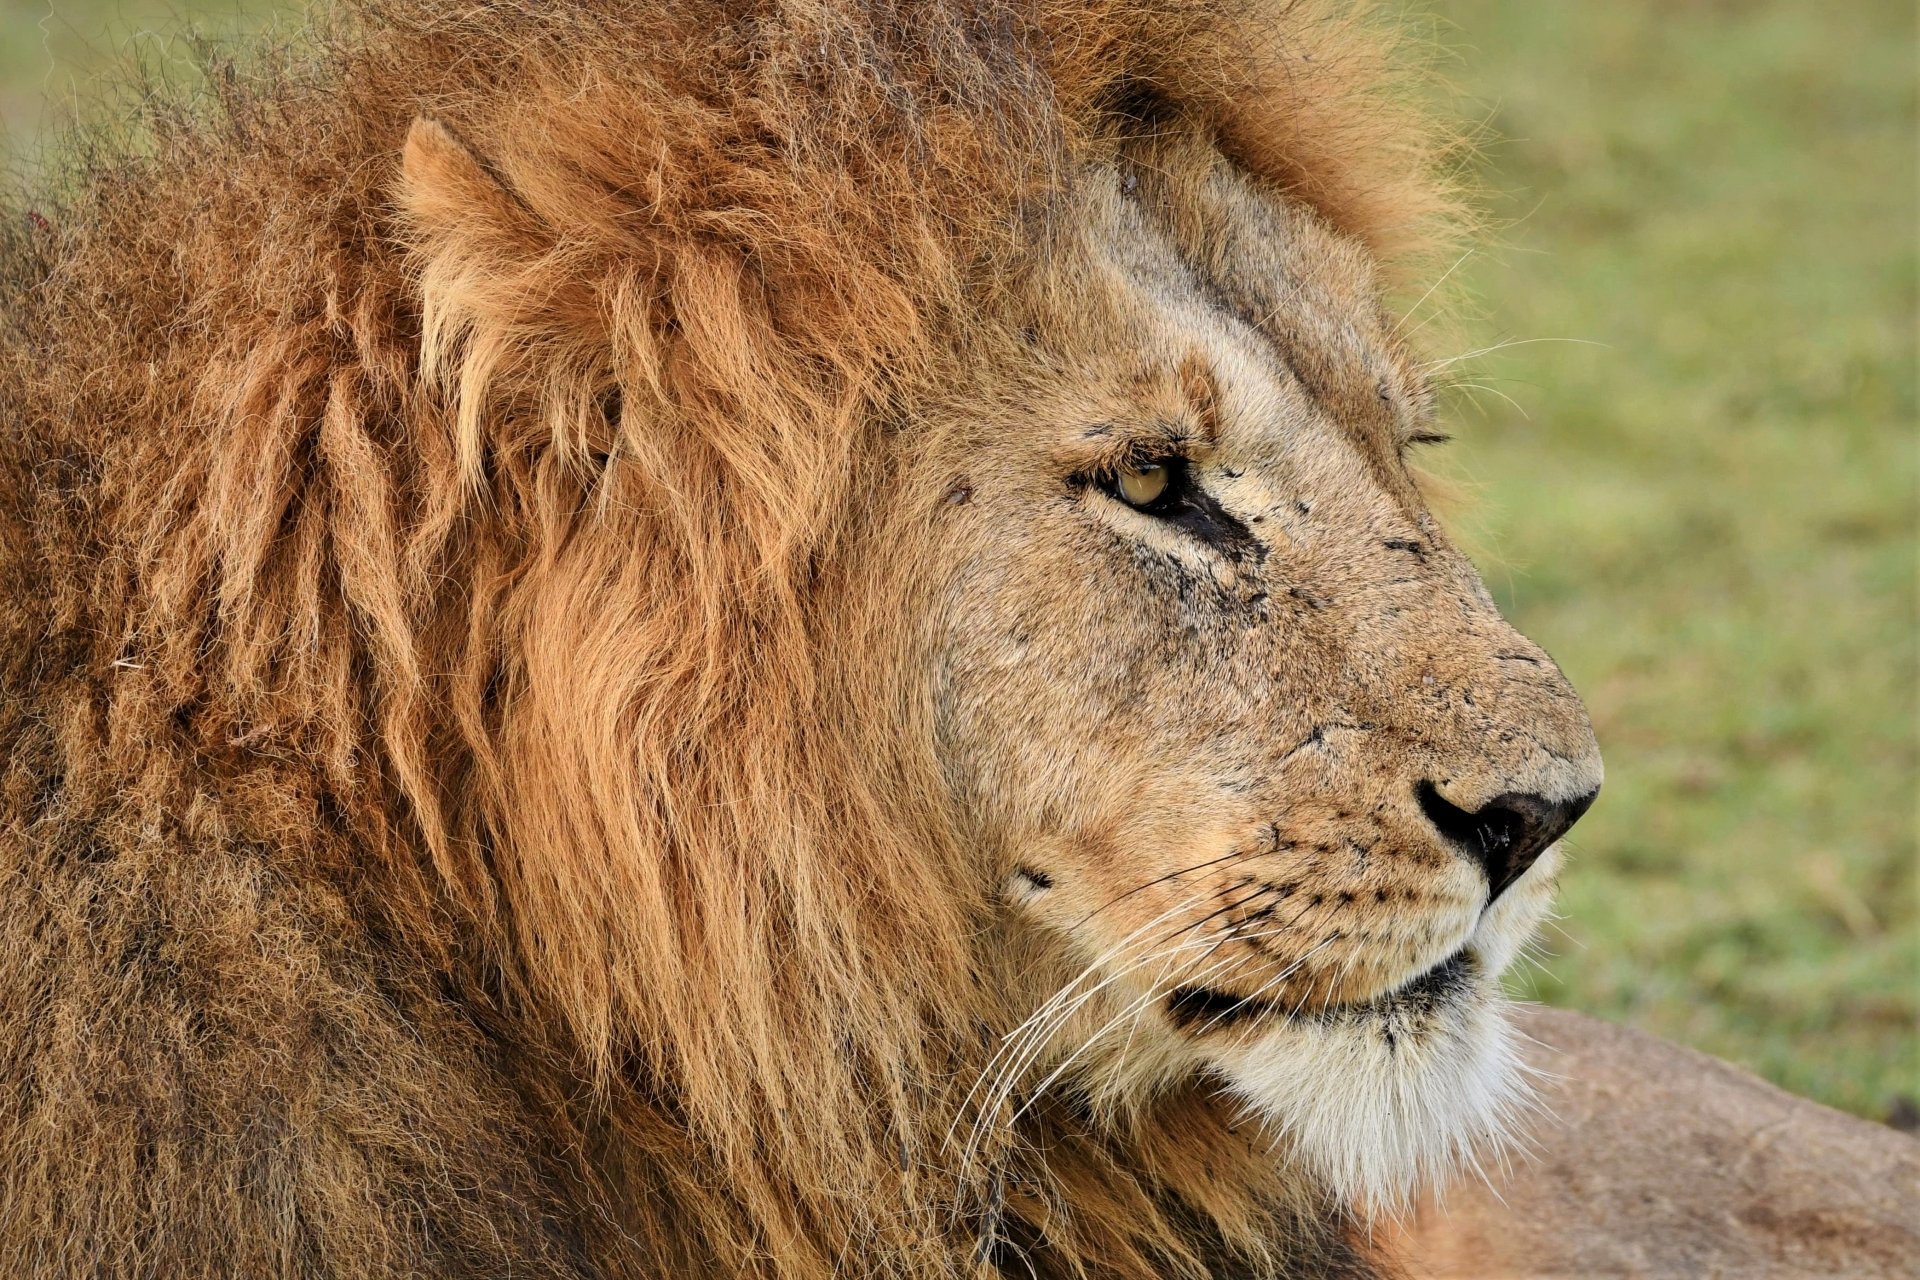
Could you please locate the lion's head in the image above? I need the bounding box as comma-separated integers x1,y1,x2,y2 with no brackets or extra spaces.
3,1,1596,1275
935,132,1602,1211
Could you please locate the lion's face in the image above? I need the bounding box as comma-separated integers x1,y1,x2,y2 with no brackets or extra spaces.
924,146,1602,1209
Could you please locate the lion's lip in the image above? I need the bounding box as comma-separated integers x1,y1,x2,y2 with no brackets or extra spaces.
1354,947,1472,1012
1300,946,1473,1021
1166,948,1473,1033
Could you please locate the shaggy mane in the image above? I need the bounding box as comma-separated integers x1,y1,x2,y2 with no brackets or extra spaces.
0,2,1462,1275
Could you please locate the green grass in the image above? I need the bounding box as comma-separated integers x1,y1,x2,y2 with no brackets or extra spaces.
5,1,1915,1122
1,0,294,162
1432,0,1918,1122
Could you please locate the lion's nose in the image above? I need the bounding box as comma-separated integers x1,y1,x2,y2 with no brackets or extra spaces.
1415,780,1599,901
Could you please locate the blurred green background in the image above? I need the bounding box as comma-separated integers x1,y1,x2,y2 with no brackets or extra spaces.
1435,0,1916,1127
4,1,1915,1123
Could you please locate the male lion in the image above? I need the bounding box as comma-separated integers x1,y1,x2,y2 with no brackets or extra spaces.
2,2,1907,1278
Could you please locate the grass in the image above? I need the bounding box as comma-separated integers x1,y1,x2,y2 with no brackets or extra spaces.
1,1,298,161
1432,0,1918,1123
4,1,1915,1122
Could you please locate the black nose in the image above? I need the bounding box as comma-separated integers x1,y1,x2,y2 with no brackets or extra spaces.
1415,781,1599,901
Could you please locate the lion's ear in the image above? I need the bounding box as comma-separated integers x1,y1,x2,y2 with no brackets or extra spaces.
397,116,598,476
398,115,535,241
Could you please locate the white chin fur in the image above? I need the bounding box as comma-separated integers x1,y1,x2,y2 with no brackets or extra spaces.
1209,982,1534,1216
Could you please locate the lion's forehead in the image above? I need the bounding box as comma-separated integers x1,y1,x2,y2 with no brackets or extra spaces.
1032,155,1428,485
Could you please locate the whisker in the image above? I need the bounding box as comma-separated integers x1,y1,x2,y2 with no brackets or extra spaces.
1005,940,1256,1128
1420,336,1607,375
953,925,1240,1191
1186,932,1337,1038
1166,879,1284,942
1088,905,1332,1102
1013,912,1340,1135
956,890,1306,1184
1066,844,1266,931
952,887,1243,1167
1389,249,1473,338
1443,380,1530,419
944,890,1208,1152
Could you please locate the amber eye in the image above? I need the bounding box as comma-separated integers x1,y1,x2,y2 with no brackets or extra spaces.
1114,461,1171,508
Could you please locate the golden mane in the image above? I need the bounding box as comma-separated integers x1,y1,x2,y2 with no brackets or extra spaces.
0,3,1462,1275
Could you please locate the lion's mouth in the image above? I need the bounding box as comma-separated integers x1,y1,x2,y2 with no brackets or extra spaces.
1166,949,1473,1033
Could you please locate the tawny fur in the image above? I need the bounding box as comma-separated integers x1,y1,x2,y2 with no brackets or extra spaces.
0,3,1541,1277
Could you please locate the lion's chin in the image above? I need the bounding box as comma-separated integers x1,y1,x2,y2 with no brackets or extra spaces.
1206,956,1534,1217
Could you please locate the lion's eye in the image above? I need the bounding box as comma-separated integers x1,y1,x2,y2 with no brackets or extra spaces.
1087,455,1259,557
1113,460,1173,509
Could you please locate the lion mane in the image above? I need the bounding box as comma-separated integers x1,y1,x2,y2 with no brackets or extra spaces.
0,3,1461,1276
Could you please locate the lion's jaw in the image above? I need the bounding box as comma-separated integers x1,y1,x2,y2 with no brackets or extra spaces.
934,137,1602,1216
1206,848,1560,1215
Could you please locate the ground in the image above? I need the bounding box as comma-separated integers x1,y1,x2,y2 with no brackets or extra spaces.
3,0,1914,1123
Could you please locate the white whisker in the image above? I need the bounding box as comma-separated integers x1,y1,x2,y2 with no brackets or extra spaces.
1420,336,1607,375
1390,249,1473,338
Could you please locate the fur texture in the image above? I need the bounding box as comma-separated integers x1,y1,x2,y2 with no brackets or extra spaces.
0,2,1596,1277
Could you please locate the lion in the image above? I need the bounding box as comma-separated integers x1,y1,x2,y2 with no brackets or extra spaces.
3,2,1898,1278
1390,1004,1920,1279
